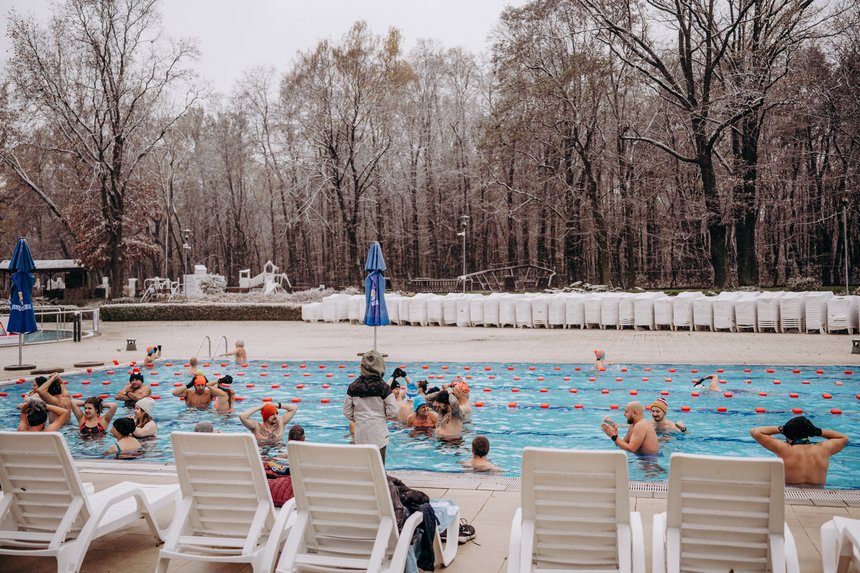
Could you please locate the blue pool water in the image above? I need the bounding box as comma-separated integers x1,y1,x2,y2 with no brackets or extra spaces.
1,360,857,488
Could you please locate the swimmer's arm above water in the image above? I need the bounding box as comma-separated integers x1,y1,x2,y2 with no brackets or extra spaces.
238,405,262,431
36,373,63,406
602,422,643,453
749,425,789,454
818,429,849,455
278,402,298,426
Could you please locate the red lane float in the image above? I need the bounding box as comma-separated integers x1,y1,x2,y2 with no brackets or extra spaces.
540,388,548,393
296,384,305,389
790,393,799,398
511,388,520,393
271,384,280,389
574,404,584,409
235,396,245,401
717,368,724,373
536,377,544,381
822,393,832,399
792,408,803,414
601,389,609,394
563,377,570,381
831,409,842,414
668,368,676,373
723,392,733,398
484,388,492,392
485,367,492,371
474,402,484,407
642,377,649,381
246,384,255,388
610,404,619,410
463,366,470,371
262,397,272,402
321,398,330,403
758,392,767,397
291,398,301,403
660,390,669,396
540,403,549,409
629,390,638,395
680,406,690,412
322,384,330,389
507,367,514,371
755,407,766,413
816,370,824,374
569,389,578,394
260,373,268,377
717,407,727,412
508,402,517,408
845,370,853,375
513,376,521,381
588,377,596,382
82,380,90,385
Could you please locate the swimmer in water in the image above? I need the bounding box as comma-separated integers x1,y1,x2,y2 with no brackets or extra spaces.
594,349,607,371
462,435,501,472
693,374,721,392
649,398,686,433
749,415,848,486
406,396,438,429
239,401,298,445
104,417,141,457
601,401,658,455
143,344,161,365
173,373,215,409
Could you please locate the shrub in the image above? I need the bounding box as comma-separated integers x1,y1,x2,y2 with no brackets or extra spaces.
199,275,227,295
786,276,821,291
102,303,302,321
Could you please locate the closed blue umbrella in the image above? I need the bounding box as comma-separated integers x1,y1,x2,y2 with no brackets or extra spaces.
6,238,38,368
364,242,389,351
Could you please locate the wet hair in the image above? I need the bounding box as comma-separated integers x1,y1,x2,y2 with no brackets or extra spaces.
194,421,214,433
472,436,490,458
34,376,47,385
235,340,245,347
113,417,136,437
26,402,48,427
190,357,198,367
781,416,822,443
84,396,104,415
288,424,305,442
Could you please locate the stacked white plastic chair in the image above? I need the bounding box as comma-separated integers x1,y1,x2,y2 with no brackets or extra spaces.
301,302,322,322
483,294,502,327
712,291,741,331
499,295,518,328
396,297,411,326
618,293,636,329
779,292,806,333
826,296,860,334
821,517,860,573
321,293,350,322
468,294,486,326
564,295,586,329
584,294,602,329
633,292,660,330
408,293,432,326
442,294,459,326
672,291,701,331
530,295,551,328
805,291,833,333
456,296,475,327
547,294,568,328
347,295,365,324
756,291,784,332
515,296,534,328
653,296,674,330
386,295,402,324
734,292,760,332
426,295,444,326
599,294,620,329
692,295,714,331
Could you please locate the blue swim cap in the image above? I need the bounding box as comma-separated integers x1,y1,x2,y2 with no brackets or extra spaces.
413,395,427,413
406,383,418,399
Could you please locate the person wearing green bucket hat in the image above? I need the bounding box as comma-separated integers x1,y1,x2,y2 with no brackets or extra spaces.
343,350,399,463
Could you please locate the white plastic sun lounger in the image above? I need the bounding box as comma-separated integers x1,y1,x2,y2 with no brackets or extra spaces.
0,431,178,573
653,453,799,573
155,432,294,573
507,448,644,573
821,516,860,573
276,442,434,573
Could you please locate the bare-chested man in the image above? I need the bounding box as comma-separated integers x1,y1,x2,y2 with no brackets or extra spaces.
116,370,152,403
750,416,848,486
172,373,224,408
433,389,465,440
649,398,687,433
601,401,659,455
239,401,298,444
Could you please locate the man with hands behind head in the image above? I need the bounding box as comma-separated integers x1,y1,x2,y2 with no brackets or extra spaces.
750,416,848,486
240,401,298,445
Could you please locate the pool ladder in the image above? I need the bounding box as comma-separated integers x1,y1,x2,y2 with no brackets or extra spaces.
195,335,229,360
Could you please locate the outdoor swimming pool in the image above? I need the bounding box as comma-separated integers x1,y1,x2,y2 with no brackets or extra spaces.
1,360,857,488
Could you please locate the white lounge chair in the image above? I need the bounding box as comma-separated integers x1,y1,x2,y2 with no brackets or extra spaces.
653,453,799,573
821,516,860,573
507,448,645,573
155,432,294,573
0,431,178,573
276,442,439,573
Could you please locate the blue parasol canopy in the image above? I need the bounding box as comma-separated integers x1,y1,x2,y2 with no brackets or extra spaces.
364,242,389,328
7,238,37,335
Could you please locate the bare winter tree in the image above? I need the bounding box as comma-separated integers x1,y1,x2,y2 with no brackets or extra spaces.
3,0,199,296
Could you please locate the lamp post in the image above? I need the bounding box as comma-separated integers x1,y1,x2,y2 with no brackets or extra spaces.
844,197,849,294
458,215,469,293
181,228,192,296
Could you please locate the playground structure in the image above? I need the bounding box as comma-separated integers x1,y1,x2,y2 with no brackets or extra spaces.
238,260,292,295
139,277,182,303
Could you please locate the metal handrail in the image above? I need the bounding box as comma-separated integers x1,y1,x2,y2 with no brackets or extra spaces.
195,336,212,360
214,335,229,358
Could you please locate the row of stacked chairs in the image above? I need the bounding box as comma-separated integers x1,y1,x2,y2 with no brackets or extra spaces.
301,290,860,333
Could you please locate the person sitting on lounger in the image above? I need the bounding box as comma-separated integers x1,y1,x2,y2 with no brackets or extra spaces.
239,401,298,444
749,415,848,486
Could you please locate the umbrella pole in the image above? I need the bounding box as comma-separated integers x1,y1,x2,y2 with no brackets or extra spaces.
373,325,377,352
18,333,23,366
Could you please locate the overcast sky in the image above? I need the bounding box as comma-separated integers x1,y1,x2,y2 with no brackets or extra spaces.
0,0,525,94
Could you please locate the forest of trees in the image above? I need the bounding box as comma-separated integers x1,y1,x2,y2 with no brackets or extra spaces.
1,0,858,296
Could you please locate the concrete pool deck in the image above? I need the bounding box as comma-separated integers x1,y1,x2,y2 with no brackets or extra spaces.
1,320,859,572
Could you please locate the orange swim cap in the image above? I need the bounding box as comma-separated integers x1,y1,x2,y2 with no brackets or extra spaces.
261,403,278,420
193,374,207,387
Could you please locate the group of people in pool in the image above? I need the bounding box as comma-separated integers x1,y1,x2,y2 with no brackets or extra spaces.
342,349,498,471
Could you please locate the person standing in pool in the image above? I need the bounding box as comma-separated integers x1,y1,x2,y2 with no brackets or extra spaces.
132,397,157,438
208,375,235,412
172,373,217,408
406,396,438,429
104,417,142,457
17,399,69,432
221,340,247,364
649,398,687,433
343,350,399,463
594,349,607,371
144,344,161,365
71,396,118,436
749,416,848,486
601,401,659,455
33,373,74,424
239,401,298,444
433,389,466,440
116,370,151,403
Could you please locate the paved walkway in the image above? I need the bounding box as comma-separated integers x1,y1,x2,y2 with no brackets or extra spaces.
1,320,858,572
3,320,859,378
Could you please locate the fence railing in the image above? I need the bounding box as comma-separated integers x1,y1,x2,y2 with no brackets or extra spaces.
0,305,99,340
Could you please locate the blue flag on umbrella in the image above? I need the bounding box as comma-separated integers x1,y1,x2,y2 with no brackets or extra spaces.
364,242,389,327
7,238,37,335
